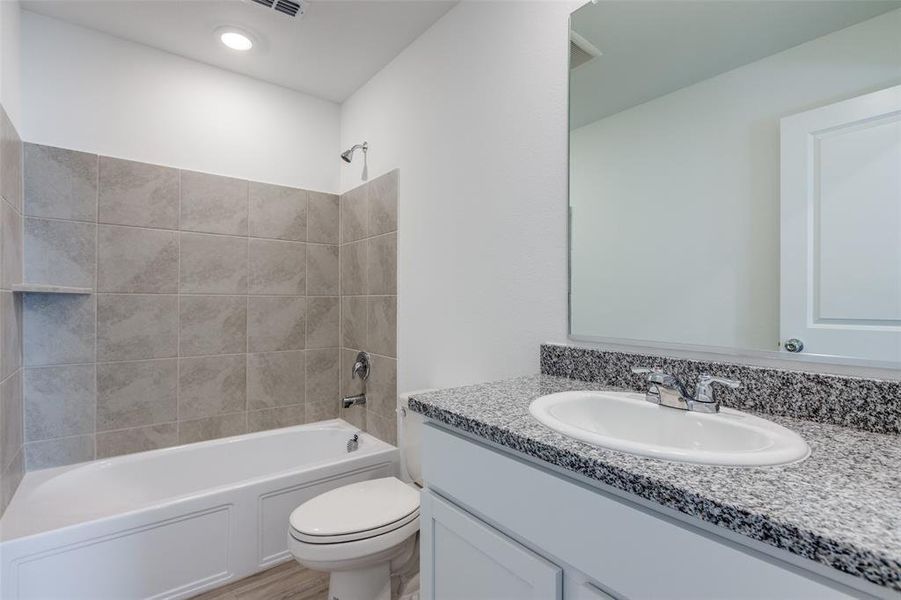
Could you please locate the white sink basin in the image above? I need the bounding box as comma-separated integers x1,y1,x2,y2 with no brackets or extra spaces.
529,391,810,466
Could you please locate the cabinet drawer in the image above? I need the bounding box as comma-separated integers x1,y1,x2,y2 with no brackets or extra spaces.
422,424,860,600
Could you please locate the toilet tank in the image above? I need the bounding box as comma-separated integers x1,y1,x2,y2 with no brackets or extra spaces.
397,390,436,487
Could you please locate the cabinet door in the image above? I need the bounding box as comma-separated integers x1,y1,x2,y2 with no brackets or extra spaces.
420,490,562,600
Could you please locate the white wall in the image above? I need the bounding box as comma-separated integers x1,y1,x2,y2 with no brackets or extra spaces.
21,11,340,192
570,9,901,352
0,0,21,125
340,1,573,392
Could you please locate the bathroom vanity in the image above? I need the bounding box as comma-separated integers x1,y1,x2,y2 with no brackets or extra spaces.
409,373,901,600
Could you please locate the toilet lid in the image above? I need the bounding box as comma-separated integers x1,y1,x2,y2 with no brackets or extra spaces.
289,477,420,540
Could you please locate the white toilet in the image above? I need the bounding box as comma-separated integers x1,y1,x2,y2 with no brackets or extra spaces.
288,391,431,600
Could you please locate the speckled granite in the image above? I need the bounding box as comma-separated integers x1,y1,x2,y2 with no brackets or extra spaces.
541,344,901,435
409,375,901,592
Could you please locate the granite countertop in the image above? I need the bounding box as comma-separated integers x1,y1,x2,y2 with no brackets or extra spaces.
408,375,901,593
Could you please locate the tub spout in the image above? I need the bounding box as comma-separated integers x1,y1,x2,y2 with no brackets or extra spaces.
342,394,366,409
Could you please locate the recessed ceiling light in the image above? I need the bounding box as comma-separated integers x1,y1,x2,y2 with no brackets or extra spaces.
218,28,253,51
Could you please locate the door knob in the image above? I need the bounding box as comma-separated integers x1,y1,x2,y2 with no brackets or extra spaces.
783,338,804,353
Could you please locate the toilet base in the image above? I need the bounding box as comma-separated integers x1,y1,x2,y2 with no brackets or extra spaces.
328,561,391,600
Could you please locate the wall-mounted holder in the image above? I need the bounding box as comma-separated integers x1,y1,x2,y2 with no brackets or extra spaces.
12,284,93,295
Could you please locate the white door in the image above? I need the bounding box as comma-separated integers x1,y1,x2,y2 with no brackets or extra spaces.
419,490,563,600
781,84,901,362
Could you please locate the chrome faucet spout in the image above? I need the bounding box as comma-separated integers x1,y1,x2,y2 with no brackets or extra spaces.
342,394,366,409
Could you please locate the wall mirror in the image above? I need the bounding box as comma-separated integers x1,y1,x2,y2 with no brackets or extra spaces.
568,0,901,367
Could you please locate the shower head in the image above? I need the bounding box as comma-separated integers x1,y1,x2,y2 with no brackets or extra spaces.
341,141,368,163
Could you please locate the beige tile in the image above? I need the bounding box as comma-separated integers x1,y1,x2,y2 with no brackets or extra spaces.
340,184,367,243
178,413,245,445
24,218,96,288
247,405,305,433
0,105,23,211
178,354,247,420
1,200,23,288
305,348,338,406
339,241,366,295
180,170,248,235
248,239,305,295
0,291,21,380
306,244,338,296
305,399,338,423
1,449,24,513
23,293,94,366
368,169,398,236
306,297,339,349
367,296,396,358
99,156,179,229
97,359,177,431
179,232,248,294
307,191,338,244
367,354,397,420
179,295,246,356
365,411,397,445
342,403,366,430
249,182,306,241
341,296,367,349
96,423,178,459
23,143,97,221
97,294,178,362
98,225,178,293
367,232,396,295
1,370,23,471
26,434,95,470
247,296,305,352
24,364,95,442
247,351,305,410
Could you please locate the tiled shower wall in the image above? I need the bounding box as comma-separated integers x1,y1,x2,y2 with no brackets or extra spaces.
0,103,25,513
19,143,345,469
338,171,399,444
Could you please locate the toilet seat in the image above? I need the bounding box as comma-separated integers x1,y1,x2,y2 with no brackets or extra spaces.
291,508,419,544
289,477,420,545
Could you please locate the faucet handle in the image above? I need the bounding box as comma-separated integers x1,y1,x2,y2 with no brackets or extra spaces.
631,366,673,385
694,374,741,406
351,351,371,381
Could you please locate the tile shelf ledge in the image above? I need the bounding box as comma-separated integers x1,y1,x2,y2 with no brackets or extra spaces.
11,284,93,295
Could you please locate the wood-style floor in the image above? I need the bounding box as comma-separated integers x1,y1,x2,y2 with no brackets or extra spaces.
190,562,329,600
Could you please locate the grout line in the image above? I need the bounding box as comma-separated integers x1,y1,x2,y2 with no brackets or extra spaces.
93,154,100,460
94,291,312,297
95,419,179,436
24,214,324,244
176,169,182,437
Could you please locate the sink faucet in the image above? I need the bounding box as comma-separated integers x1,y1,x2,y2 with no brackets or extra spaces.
630,367,740,413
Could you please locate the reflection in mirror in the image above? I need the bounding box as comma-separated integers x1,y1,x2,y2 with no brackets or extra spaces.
569,1,901,365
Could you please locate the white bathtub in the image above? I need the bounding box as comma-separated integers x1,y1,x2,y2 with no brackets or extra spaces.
0,420,398,600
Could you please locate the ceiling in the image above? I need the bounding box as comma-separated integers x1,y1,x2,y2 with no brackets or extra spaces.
22,0,456,103
570,1,901,129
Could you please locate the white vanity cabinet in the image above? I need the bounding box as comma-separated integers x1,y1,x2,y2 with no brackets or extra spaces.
419,423,884,600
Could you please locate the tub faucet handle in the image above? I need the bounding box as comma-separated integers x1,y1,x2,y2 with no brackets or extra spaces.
351,351,371,381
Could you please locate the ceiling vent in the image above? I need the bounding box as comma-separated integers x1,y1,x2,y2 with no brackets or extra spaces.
248,0,305,18
570,31,601,70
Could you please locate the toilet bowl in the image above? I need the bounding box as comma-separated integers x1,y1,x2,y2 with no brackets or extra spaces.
288,390,432,600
